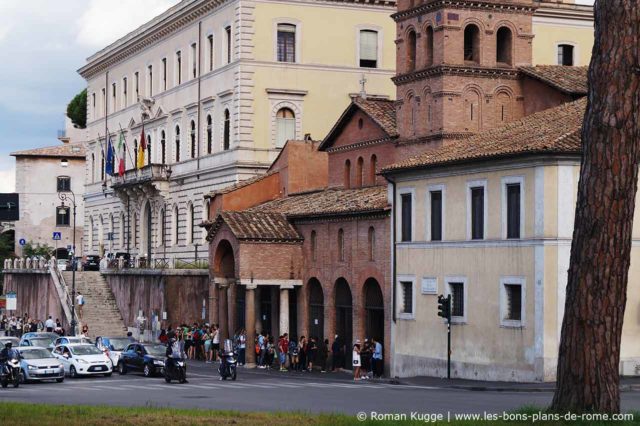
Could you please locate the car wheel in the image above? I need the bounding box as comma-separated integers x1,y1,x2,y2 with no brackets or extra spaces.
56,378,64,383
143,364,151,377
118,362,127,375
70,366,78,378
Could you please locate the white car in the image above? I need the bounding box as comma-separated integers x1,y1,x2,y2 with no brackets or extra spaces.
95,336,132,368
52,343,113,378
56,259,69,271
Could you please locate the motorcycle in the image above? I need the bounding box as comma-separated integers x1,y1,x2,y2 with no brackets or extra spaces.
164,358,187,384
0,357,21,388
218,339,238,381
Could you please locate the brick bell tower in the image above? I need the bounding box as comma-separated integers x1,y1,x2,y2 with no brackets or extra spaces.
392,0,537,144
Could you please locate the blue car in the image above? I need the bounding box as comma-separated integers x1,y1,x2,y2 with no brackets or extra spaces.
117,343,166,377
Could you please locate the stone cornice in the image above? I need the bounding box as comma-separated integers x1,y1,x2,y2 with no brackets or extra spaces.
392,0,537,22
392,64,520,86
395,131,474,145
289,209,390,224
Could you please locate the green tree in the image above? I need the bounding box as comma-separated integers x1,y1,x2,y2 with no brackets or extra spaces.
23,242,54,259
67,89,87,129
0,233,14,268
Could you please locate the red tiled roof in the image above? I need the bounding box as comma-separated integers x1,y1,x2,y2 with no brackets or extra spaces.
354,97,397,136
207,211,302,242
382,97,586,173
249,186,389,218
519,65,588,95
11,143,85,158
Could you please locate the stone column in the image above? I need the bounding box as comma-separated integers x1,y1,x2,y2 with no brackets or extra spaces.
245,285,257,366
208,279,219,327
271,286,279,338
279,286,291,336
218,284,229,340
228,282,237,336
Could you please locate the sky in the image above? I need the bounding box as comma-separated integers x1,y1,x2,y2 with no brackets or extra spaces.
0,0,180,193
0,0,594,193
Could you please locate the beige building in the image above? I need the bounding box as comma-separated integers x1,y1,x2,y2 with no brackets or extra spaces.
382,95,640,382
11,141,85,258
78,0,397,260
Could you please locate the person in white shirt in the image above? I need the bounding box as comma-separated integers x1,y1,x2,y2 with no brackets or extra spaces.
44,316,55,332
76,292,85,319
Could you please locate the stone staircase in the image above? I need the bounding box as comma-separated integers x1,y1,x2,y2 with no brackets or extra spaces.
61,271,127,338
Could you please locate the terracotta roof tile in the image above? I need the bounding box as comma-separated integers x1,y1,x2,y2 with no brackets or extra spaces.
354,98,398,136
208,211,302,242
519,65,588,95
206,171,278,197
383,97,586,172
11,143,86,158
249,186,389,218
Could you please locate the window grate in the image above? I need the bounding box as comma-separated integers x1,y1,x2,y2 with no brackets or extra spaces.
401,281,413,314
505,284,522,321
450,282,464,317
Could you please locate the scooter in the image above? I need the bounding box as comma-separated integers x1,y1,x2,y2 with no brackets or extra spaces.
0,357,21,388
164,358,187,384
218,340,238,381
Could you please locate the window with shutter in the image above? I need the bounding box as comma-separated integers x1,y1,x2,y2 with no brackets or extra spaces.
276,108,295,148
401,193,412,242
359,30,378,68
277,24,296,63
506,183,521,239
430,190,442,241
401,282,413,314
471,187,484,239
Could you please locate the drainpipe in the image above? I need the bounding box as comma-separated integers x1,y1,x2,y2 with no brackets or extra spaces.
383,174,397,324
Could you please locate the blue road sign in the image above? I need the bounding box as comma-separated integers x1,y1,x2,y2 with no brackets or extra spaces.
18,238,26,246
53,232,62,241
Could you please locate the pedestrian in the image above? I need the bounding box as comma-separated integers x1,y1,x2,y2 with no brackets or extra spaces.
298,336,307,372
237,328,246,366
0,315,6,336
331,335,342,371
76,292,85,319
307,337,317,372
360,339,371,379
278,333,289,371
45,316,55,332
371,337,383,378
288,337,298,371
318,338,329,373
81,324,89,337
127,331,135,343
211,324,220,362
352,340,362,381
257,332,266,368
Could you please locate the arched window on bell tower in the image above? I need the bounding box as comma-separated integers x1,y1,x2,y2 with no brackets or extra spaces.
464,24,480,64
496,27,513,66
406,29,417,72
424,26,434,67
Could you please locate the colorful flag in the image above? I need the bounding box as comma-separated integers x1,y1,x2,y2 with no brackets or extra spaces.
105,137,114,176
117,131,126,176
137,126,146,169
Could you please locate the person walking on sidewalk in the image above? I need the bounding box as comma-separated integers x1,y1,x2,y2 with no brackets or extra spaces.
45,316,55,333
288,337,299,371
306,337,318,372
76,292,85,319
371,337,383,378
237,328,246,366
318,338,329,373
352,340,362,381
278,333,289,371
331,335,343,371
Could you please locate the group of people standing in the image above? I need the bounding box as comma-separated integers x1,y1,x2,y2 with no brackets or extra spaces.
1,313,65,337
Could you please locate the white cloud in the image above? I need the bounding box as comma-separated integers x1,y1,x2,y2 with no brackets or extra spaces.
76,0,181,48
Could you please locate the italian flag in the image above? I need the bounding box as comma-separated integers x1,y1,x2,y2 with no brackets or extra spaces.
117,131,126,176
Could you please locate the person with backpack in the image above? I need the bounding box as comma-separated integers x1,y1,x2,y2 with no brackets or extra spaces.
278,334,289,371
306,337,318,372
288,337,299,371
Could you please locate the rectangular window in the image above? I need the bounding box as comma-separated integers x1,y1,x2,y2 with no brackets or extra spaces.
111,83,116,112
208,34,214,71
56,206,70,227
225,26,232,64
449,282,464,318
134,72,139,100
57,176,71,192
359,30,378,68
101,88,105,116
557,44,574,66
162,58,167,91
506,183,521,239
147,65,153,96
92,93,96,117
504,284,522,321
277,24,296,63
176,51,182,84
430,190,442,241
401,193,412,242
400,281,413,315
122,77,128,108
191,42,197,78
471,186,484,240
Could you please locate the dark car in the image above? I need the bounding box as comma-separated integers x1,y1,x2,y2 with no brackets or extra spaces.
83,255,101,271
117,343,166,377
114,252,132,267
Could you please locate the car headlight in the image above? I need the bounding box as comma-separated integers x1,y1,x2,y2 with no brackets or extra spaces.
153,360,164,366
77,359,89,364
27,364,38,370
59,364,64,369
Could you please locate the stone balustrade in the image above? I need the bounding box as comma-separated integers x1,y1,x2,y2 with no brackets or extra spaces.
3,257,51,270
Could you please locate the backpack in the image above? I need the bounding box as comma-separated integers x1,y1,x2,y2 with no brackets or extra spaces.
255,342,260,355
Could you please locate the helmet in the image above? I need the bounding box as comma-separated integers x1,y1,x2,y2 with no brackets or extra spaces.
4,342,12,349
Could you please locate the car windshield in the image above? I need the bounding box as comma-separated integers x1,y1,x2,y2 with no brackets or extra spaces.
30,338,54,347
70,345,103,355
145,345,166,357
107,338,130,351
69,338,93,344
20,348,55,359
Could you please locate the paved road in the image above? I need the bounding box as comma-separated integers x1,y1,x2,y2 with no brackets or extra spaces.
1,361,638,417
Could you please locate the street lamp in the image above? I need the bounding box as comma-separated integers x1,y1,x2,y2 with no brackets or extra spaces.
58,190,77,336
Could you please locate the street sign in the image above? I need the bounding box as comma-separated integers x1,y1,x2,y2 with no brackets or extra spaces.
53,232,62,241
19,238,26,246
67,245,72,250
6,291,17,311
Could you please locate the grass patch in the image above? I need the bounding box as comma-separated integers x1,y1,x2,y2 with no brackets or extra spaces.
0,402,637,425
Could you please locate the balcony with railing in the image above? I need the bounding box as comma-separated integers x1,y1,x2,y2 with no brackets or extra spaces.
111,164,171,198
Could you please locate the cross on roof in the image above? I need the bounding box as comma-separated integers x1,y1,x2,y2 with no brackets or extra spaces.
359,74,367,100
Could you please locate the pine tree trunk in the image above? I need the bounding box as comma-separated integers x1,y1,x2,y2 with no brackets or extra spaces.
551,1,640,414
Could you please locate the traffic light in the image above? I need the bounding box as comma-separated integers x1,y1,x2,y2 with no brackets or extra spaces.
437,294,451,321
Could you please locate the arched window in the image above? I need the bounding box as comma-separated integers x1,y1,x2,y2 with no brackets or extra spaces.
161,131,166,164
406,29,417,72
206,115,212,154
464,89,481,131
190,120,196,159
356,157,364,188
496,91,512,123
369,154,377,185
407,95,416,135
338,228,345,261
146,134,152,165
310,230,317,261
344,159,351,189
464,24,480,63
223,109,230,151
368,226,376,261
496,27,513,66
424,26,434,67
175,125,181,162
276,107,295,148
187,203,194,244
